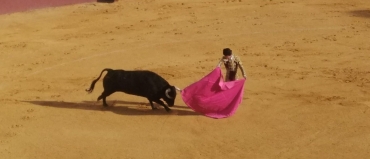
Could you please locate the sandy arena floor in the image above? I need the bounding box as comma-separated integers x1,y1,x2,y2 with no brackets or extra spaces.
0,0,369,158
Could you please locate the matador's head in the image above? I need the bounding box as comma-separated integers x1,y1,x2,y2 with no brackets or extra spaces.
223,48,232,56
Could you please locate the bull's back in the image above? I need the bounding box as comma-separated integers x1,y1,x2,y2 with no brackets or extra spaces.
104,70,169,97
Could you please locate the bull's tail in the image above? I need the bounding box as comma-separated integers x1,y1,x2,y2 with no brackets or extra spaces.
85,68,112,93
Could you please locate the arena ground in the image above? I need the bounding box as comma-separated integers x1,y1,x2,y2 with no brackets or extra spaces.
0,0,369,158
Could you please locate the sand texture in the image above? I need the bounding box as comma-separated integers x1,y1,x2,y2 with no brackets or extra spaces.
0,0,369,158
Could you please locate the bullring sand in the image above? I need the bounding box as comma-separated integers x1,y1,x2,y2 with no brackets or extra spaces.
0,0,369,158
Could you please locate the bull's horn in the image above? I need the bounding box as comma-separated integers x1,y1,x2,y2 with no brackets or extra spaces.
165,88,172,99
175,86,182,92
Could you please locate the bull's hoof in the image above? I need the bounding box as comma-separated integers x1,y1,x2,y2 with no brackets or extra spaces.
165,108,172,112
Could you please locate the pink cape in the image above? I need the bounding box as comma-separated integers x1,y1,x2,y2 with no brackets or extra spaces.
181,67,246,119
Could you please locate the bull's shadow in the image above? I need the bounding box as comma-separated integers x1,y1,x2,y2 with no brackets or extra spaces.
23,100,199,116
349,10,370,18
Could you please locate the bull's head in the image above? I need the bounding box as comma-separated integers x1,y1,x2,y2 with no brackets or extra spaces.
163,86,181,107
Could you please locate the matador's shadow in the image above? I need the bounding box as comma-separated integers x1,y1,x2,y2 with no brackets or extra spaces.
23,100,198,116
97,0,116,3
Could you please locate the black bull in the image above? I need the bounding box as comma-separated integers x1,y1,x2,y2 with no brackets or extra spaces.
86,68,181,112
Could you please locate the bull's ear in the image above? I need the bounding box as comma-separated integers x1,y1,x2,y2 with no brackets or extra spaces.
165,88,172,99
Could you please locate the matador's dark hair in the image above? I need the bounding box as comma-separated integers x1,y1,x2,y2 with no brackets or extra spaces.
223,48,232,56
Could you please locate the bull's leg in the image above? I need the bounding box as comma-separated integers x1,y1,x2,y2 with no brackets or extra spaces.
153,99,171,112
148,99,158,110
97,90,115,107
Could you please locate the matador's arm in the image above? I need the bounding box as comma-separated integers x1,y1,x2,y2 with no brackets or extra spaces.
235,56,247,78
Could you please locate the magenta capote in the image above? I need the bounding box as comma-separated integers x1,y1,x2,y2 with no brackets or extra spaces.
181,67,246,119
0,0,96,14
